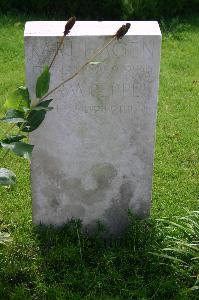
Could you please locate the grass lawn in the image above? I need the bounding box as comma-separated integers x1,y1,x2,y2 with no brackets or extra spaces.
0,14,198,299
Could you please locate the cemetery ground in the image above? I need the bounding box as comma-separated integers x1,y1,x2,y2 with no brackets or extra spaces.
0,14,198,300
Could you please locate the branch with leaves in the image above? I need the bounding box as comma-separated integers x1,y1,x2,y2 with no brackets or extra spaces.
0,19,131,186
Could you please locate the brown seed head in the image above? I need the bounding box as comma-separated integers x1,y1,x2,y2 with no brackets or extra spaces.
115,23,131,40
64,16,76,36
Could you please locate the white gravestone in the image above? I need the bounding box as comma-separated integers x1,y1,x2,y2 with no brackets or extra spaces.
24,21,161,234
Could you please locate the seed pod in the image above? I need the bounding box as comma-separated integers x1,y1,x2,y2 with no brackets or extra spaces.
115,23,131,40
64,16,76,36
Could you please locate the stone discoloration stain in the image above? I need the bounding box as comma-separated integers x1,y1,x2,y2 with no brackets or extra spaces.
103,179,135,234
60,163,117,206
91,163,118,188
59,204,86,220
35,152,118,223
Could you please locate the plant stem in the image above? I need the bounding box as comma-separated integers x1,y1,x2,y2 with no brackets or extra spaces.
3,123,16,136
75,221,83,262
0,149,10,162
49,36,65,70
40,36,116,101
49,16,76,70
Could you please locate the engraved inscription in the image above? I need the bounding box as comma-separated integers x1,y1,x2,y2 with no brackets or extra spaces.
55,103,133,114
31,37,156,116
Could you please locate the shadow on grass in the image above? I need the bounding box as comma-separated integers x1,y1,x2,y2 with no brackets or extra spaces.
31,216,179,299
0,213,196,299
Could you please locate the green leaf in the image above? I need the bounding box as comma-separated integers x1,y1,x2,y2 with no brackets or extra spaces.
22,99,53,132
1,142,34,160
31,105,53,111
89,61,101,65
36,66,50,98
22,106,53,112
1,134,26,144
0,168,16,186
0,109,26,123
4,86,30,111
190,286,199,291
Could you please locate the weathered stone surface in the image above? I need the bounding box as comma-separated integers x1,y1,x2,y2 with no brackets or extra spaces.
24,21,161,234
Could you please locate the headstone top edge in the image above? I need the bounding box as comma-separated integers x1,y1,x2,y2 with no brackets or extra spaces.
24,21,161,37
